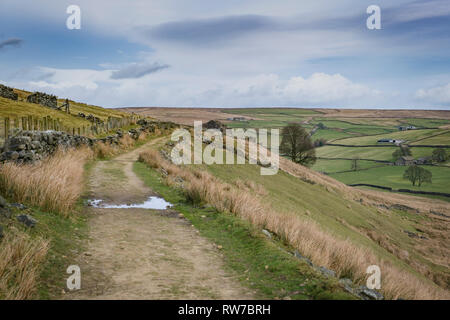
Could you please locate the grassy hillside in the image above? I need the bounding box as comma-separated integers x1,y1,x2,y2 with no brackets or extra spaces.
1,88,129,130
124,106,450,202
134,161,354,300
201,164,448,296
139,140,449,299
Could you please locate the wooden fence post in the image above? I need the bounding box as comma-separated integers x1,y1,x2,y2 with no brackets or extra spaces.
4,118,9,139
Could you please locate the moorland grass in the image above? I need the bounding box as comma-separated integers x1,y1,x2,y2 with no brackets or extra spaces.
137,149,449,299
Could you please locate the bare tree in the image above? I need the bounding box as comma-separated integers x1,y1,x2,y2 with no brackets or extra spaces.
280,123,316,166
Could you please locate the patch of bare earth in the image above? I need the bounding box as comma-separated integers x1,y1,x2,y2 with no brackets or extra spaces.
66,140,254,300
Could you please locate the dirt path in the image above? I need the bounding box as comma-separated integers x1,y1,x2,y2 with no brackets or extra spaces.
67,139,254,300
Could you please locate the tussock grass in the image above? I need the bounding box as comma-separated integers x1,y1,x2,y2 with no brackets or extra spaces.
138,149,449,300
93,141,115,159
119,134,134,149
138,149,162,169
0,147,93,216
94,135,139,159
0,228,49,299
233,179,268,196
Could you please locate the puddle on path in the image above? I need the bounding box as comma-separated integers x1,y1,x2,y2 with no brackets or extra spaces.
88,196,172,210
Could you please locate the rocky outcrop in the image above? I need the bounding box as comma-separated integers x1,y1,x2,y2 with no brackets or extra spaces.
0,195,12,219
0,194,34,239
137,119,178,131
0,84,18,101
26,92,58,109
204,120,226,132
16,214,37,228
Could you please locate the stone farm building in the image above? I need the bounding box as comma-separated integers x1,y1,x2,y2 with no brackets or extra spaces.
395,156,415,166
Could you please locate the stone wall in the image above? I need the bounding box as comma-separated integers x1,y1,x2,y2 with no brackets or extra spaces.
26,92,58,109
0,131,93,163
0,84,18,101
0,120,179,163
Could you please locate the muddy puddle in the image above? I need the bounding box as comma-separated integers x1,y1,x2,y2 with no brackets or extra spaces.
88,196,172,210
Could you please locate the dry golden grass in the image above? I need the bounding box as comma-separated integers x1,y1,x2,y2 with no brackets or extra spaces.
139,149,449,300
138,131,148,141
119,134,134,149
233,179,268,196
93,141,117,159
0,147,93,216
138,149,162,169
0,228,49,299
118,107,257,126
93,135,138,159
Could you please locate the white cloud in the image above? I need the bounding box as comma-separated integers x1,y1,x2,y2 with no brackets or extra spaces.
8,66,381,108
27,67,112,91
193,72,381,107
1,0,447,109
415,83,450,106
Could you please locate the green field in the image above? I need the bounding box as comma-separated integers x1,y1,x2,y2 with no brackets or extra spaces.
399,118,450,128
330,165,450,194
334,129,446,145
316,145,398,161
311,129,356,141
310,119,396,135
222,108,450,201
410,131,450,145
312,159,384,173
316,145,438,162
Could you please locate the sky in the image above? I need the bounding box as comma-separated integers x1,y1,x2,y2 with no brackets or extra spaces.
0,0,449,109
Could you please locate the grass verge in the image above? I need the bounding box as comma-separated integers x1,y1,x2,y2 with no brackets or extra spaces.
133,161,354,300
137,149,449,299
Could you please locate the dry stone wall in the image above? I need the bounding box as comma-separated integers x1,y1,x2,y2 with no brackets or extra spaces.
0,84,18,101
0,131,93,162
26,92,58,109
0,120,178,163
